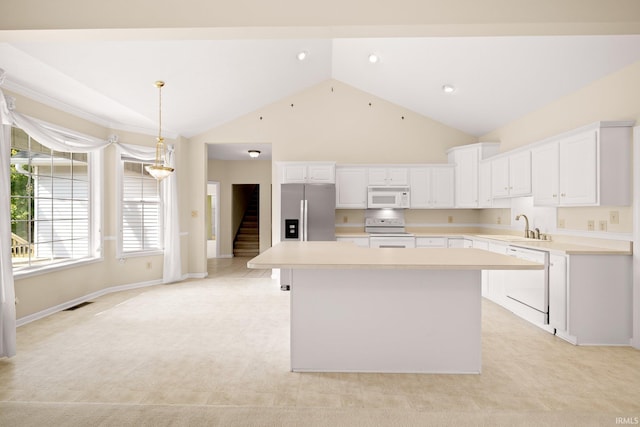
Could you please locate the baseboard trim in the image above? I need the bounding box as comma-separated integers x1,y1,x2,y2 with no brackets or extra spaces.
16,279,163,327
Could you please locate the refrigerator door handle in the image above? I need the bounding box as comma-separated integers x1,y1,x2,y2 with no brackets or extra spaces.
303,199,309,241
299,200,305,241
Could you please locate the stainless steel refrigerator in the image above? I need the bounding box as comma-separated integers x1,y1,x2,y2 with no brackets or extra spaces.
280,183,336,290
281,183,336,242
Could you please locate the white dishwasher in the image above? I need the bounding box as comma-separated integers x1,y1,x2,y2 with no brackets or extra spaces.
505,246,549,325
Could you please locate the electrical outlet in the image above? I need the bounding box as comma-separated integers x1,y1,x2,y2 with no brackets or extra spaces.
191,210,198,218
146,261,152,269
599,220,607,231
497,216,501,224
447,216,453,223
609,210,619,225
342,216,348,223
558,219,565,228
587,220,595,231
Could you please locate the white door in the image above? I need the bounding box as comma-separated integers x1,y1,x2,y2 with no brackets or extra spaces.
491,156,510,198
409,168,430,208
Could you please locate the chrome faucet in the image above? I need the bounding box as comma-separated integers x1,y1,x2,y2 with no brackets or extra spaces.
515,214,529,238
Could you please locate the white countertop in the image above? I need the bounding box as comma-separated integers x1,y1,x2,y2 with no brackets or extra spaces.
335,231,632,255
247,241,545,270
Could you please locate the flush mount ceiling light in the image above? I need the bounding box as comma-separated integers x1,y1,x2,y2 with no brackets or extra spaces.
297,51,308,61
145,81,175,181
248,150,261,158
368,53,380,64
442,84,456,94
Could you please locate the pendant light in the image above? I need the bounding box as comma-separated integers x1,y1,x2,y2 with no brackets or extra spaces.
145,80,175,180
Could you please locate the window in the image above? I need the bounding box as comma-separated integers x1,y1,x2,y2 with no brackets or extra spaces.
119,159,162,255
10,127,97,272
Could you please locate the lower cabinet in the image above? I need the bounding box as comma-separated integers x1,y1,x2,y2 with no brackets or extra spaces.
559,254,632,345
415,237,447,248
336,236,369,248
548,254,567,331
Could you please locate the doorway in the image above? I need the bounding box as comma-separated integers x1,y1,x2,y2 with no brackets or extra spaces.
232,184,260,257
207,181,220,258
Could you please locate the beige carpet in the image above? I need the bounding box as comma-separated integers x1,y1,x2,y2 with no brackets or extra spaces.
1,257,638,426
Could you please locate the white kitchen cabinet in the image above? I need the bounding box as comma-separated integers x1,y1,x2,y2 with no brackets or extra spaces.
415,237,447,248
447,143,500,208
336,236,369,248
559,254,632,345
281,162,335,183
548,253,567,331
409,166,455,209
531,142,560,205
531,122,632,206
447,238,473,248
478,160,493,207
491,150,531,198
482,242,509,305
335,167,368,209
368,167,408,186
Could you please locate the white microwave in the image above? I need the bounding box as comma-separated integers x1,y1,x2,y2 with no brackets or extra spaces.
367,186,411,208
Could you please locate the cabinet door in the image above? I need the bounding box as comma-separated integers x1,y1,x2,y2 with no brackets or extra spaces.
307,164,335,183
282,164,307,183
336,237,369,248
454,148,479,207
367,168,388,185
509,151,531,196
491,156,510,198
532,142,560,206
409,168,430,208
388,168,409,185
549,254,567,331
430,166,455,208
478,160,492,207
559,130,598,205
336,168,368,208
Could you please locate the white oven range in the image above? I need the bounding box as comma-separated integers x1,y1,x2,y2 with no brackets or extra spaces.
365,214,415,248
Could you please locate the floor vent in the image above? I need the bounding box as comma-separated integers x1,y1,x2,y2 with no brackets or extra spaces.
64,301,94,311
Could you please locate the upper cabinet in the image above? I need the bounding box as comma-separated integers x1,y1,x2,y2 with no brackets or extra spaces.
447,143,500,208
409,165,455,208
335,166,368,209
281,162,336,183
368,167,409,186
490,150,531,198
531,122,633,206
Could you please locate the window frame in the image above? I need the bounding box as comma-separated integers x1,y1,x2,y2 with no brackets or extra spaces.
116,147,164,259
10,126,103,279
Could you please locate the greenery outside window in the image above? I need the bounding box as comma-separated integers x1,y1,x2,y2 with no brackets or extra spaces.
10,127,97,272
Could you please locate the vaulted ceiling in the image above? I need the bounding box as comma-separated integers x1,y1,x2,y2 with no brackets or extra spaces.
1,1,639,145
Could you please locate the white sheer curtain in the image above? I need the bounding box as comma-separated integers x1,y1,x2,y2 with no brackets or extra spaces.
162,145,182,283
0,117,17,359
0,70,182,358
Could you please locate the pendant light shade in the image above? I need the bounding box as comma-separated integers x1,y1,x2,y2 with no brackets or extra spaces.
145,81,175,181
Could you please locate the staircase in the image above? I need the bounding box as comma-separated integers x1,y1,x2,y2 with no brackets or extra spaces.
233,187,260,257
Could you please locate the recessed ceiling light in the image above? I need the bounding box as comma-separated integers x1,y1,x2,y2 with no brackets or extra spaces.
368,53,379,64
442,84,456,94
248,150,261,158
297,51,308,61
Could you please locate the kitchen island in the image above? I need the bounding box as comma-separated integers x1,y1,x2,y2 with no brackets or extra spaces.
248,241,543,374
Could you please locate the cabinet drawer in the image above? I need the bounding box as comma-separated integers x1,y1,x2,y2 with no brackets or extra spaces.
416,237,447,248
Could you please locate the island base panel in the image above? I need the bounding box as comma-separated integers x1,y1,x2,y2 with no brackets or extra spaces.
290,269,481,374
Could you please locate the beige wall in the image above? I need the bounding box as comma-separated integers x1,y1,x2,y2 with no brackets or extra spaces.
189,79,476,268
481,60,640,233
207,159,272,256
